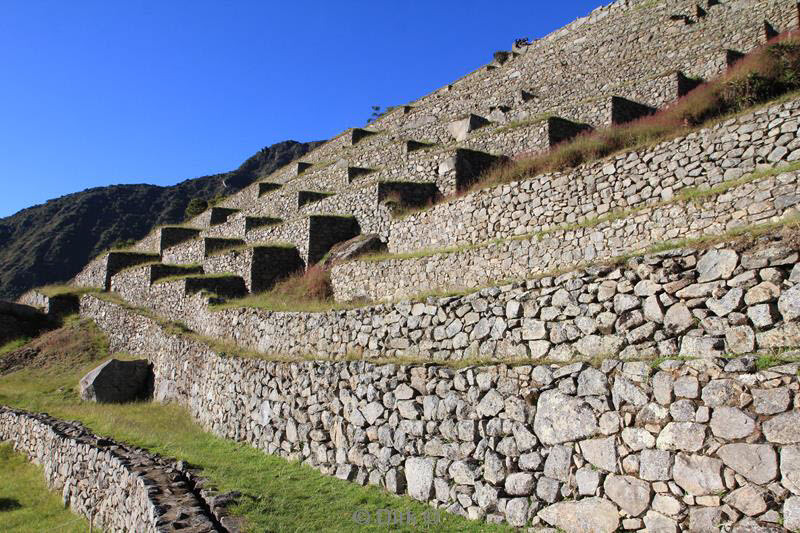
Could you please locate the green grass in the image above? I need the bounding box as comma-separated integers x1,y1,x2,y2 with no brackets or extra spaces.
0,338,30,359
0,357,512,533
36,284,100,298
0,442,89,533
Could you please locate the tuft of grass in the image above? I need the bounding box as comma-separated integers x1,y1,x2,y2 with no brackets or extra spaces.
0,442,89,532
36,284,100,298
0,338,30,358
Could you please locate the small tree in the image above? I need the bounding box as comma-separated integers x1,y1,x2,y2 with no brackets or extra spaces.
185,198,208,220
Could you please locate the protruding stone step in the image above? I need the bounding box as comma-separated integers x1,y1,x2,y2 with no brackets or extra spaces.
298,190,334,209
447,114,490,142
677,71,703,97
546,117,594,147
73,251,161,290
437,149,509,191
378,182,440,210
516,89,536,103
726,49,745,69
404,140,435,154
208,207,240,226
204,244,304,293
258,182,282,197
346,166,375,183
295,161,313,176
764,20,779,41
244,217,282,233
307,215,360,265
204,237,246,257
350,128,377,146
149,263,204,283
610,96,657,125
169,274,248,298
158,226,201,252
695,4,707,18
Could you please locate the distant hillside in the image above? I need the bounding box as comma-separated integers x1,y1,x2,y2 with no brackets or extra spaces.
0,140,323,299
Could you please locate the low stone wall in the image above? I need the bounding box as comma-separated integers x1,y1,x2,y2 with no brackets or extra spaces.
80,296,800,530
0,407,221,532
334,169,800,303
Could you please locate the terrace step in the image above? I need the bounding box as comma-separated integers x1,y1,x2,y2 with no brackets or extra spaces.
609,96,657,125
297,190,334,209
204,244,304,293
158,226,202,252
245,217,282,232
159,273,248,299
208,207,240,226
257,182,282,197
72,251,161,290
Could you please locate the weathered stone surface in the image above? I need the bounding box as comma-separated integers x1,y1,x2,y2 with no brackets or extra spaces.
505,497,529,527
725,484,767,516
581,436,618,473
538,497,620,533
752,388,791,415
640,449,671,481
672,453,724,495
785,496,800,531
696,249,738,283
782,445,800,495
534,390,599,445
778,283,800,321
763,411,800,443
643,510,678,533
321,234,386,266
656,422,705,452
406,458,434,500
710,407,755,439
603,474,651,516
504,472,535,496
717,444,778,485
79,358,151,403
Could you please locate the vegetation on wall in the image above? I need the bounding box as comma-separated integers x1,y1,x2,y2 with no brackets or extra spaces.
476,34,800,190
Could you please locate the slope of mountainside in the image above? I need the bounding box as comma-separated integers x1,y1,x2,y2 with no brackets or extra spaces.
0,140,322,299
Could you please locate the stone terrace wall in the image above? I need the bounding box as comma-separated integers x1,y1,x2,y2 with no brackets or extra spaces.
378,0,797,135
389,97,800,255
336,168,800,303
0,407,220,532
102,238,800,363
80,296,800,530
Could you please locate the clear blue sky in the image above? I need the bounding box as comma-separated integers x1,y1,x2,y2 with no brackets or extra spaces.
0,0,603,217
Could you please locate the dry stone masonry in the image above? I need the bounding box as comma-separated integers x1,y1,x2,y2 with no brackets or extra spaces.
0,407,225,532
17,0,800,530
78,294,800,531
106,236,800,363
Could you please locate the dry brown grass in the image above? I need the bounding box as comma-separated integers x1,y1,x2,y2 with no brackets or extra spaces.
475,34,800,190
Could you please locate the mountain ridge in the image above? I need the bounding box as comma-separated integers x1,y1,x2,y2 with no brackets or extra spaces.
0,139,323,299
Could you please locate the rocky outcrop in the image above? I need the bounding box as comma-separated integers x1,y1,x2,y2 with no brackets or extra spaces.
79,358,153,403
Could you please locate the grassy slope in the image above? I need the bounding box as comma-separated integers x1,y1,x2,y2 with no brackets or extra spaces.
0,333,512,533
0,443,89,533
